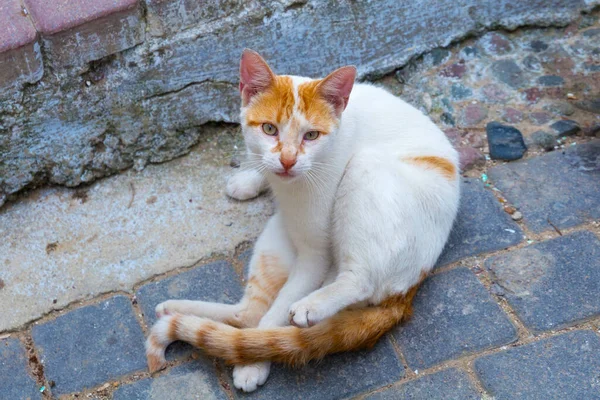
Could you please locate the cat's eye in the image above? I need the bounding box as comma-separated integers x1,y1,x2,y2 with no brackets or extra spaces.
304,131,320,141
262,123,278,136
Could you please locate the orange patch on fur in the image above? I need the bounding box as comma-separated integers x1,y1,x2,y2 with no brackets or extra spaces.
297,80,336,133
245,76,294,126
225,254,289,329
168,315,179,341
405,156,456,180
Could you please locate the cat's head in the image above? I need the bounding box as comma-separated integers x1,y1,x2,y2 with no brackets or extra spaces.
239,49,356,182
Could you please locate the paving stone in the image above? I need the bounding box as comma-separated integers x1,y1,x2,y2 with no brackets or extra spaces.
485,231,600,332
524,87,542,103
366,368,480,400
486,121,527,160
488,140,600,232
459,46,479,60
460,103,488,126
463,131,485,148
0,0,43,90
537,75,565,86
240,337,403,400
31,295,146,396
113,361,227,400
426,48,451,66
458,147,486,171
522,55,542,71
491,60,525,88
584,122,600,137
393,268,517,370
436,178,523,266
440,63,467,79
575,98,600,114
549,119,580,136
0,337,41,400
527,130,556,151
482,84,509,103
502,107,524,123
136,261,243,360
450,83,472,100
477,32,513,56
25,0,144,67
474,330,600,400
529,39,549,52
529,111,551,125
583,27,600,37
440,112,456,126
544,101,575,116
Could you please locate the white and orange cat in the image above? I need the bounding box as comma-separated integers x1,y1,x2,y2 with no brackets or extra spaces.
146,49,460,392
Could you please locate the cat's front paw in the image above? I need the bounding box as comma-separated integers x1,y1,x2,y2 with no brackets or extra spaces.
233,362,271,392
289,300,328,328
226,170,266,201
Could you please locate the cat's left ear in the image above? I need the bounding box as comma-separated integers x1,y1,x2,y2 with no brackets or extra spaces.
318,66,356,116
239,49,275,106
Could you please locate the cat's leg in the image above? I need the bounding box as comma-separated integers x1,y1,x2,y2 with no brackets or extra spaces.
155,300,239,321
226,168,268,201
234,247,329,392
155,213,291,323
230,214,297,392
289,268,373,327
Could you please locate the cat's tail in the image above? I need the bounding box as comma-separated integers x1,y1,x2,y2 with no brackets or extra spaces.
145,285,419,373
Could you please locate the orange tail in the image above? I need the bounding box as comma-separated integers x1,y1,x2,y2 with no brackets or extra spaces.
146,286,418,373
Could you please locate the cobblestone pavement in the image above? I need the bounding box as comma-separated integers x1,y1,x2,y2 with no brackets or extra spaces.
2,13,600,400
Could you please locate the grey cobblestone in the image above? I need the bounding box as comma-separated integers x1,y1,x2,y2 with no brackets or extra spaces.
136,260,243,360
113,360,228,400
31,296,146,396
485,231,600,332
436,178,523,267
366,368,480,400
474,330,600,399
0,337,40,400
488,140,600,233
393,268,517,370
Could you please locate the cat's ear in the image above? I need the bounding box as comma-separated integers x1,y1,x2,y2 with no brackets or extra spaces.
240,49,275,106
318,66,356,115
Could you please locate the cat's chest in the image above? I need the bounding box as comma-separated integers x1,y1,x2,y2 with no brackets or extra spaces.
279,195,333,249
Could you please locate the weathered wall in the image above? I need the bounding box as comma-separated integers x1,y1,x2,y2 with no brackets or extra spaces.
0,0,598,208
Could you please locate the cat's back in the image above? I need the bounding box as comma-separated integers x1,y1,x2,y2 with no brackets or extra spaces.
343,83,456,162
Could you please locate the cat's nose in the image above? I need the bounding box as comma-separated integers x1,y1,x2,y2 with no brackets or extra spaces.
280,155,297,171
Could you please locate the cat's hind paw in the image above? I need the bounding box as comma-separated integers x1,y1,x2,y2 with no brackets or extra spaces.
233,362,271,392
155,301,172,318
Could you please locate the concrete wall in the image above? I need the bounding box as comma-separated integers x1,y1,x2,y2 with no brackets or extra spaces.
0,0,598,208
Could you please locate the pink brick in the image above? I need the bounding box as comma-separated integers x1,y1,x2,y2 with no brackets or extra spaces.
0,0,43,90
24,0,144,68
25,0,138,34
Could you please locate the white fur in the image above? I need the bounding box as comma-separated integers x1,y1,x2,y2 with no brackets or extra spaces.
158,78,459,391
223,80,460,390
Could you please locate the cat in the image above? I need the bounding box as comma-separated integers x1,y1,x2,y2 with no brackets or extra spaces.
145,49,460,392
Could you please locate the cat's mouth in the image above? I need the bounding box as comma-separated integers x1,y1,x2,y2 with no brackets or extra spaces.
275,171,295,178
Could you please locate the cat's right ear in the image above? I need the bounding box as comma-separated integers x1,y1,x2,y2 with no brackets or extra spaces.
240,49,275,106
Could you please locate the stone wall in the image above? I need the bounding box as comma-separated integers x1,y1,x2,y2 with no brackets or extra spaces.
0,0,598,208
